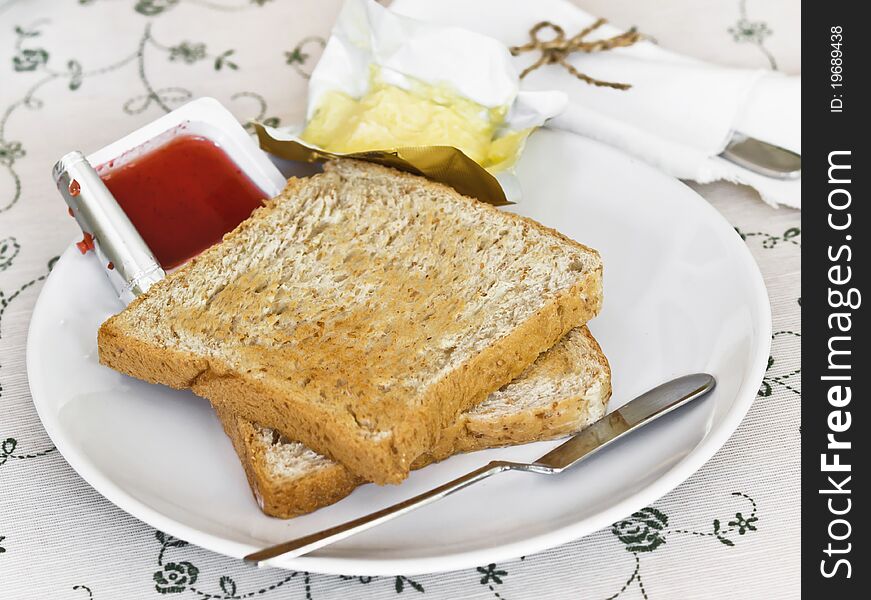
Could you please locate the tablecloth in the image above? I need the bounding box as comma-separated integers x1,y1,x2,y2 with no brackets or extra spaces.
0,1,800,598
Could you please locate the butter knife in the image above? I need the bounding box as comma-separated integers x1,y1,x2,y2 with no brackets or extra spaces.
719,133,801,180
245,372,716,565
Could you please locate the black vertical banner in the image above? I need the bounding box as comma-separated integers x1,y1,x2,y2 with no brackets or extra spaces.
803,1,867,595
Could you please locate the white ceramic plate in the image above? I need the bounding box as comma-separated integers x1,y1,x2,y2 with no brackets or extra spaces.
27,129,770,576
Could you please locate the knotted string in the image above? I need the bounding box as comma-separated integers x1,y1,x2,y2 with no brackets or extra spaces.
510,19,641,90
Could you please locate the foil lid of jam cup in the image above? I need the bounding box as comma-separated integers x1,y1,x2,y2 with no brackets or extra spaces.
52,151,165,304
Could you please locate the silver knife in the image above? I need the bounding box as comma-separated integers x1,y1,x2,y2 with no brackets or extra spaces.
719,133,801,180
244,372,716,565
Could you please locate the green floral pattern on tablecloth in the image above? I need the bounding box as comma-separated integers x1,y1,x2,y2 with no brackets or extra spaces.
1,252,58,470
611,508,668,553
728,0,778,69
51,493,759,599
0,1,799,597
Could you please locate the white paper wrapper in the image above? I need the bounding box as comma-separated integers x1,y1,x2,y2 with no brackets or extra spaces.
261,0,568,203
309,0,567,122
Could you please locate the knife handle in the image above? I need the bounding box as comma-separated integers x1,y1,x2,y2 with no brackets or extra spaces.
245,460,521,565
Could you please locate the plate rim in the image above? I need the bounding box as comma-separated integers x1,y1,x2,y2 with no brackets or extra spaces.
26,132,772,576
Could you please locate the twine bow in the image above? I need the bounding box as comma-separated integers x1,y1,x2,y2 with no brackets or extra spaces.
510,19,641,90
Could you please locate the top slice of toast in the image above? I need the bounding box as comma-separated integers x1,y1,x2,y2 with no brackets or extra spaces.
98,160,603,484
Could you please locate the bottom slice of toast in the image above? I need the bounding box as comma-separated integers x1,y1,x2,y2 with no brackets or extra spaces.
216,326,610,518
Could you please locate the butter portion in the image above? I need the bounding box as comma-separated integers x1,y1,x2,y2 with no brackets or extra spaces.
300,71,528,173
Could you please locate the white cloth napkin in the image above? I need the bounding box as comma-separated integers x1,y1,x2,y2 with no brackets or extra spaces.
391,0,801,209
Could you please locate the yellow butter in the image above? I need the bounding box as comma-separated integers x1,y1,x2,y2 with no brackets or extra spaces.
301,71,527,173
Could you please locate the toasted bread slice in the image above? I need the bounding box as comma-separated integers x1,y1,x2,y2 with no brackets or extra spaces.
217,326,610,518
98,160,603,484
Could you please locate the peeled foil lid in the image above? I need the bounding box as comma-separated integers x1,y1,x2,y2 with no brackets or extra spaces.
254,123,512,206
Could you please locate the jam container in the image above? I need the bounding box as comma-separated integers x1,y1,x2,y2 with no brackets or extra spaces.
53,97,286,304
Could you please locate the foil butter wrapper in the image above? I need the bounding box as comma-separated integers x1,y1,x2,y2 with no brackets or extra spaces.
53,152,165,305
258,0,568,206
254,124,514,206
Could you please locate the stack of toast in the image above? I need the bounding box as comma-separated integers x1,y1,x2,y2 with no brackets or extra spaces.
98,159,609,518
